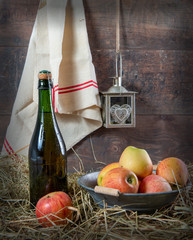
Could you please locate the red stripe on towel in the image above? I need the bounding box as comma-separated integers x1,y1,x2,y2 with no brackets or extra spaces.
59,83,98,94
58,80,97,91
52,80,98,111
3,141,12,155
4,138,17,157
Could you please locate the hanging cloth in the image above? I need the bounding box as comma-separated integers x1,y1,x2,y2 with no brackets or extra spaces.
2,0,102,156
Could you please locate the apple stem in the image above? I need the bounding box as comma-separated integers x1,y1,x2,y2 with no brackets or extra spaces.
127,178,132,184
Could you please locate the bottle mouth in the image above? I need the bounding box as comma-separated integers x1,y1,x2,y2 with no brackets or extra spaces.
38,79,53,89
38,70,52,80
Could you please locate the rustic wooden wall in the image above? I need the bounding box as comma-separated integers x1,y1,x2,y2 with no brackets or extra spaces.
0,0,193,173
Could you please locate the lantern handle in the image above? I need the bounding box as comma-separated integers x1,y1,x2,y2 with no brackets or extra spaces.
116,0,120,54
115,0,122,84
116,52,122,80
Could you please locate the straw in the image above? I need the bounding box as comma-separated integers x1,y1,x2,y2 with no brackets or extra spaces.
0,154,192,239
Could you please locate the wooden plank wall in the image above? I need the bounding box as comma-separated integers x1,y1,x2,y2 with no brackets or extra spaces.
0,0,193,173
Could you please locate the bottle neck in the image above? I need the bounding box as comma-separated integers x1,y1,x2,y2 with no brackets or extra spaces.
38,79,53,113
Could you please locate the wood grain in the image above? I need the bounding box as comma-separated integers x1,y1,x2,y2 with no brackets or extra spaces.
0,47,27,114
67,115,193,172
84,0,193,50
0,0,39,46
0,0,193,171
0,115,11,149
92,49,193,115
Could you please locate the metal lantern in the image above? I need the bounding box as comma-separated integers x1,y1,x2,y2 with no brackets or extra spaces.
101,74,137,128
100,0,137,128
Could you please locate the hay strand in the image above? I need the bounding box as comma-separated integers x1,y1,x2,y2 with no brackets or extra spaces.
0,155,193,239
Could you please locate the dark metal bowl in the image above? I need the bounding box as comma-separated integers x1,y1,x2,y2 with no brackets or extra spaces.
78,171,190,213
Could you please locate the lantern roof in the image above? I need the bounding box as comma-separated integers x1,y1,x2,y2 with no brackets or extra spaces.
101,77,137,95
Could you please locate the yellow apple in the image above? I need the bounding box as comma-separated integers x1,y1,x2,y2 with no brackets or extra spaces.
156,157,189,187
119,146,153,179
97,162,120,186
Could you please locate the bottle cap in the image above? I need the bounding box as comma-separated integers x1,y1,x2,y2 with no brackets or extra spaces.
38,70,52,80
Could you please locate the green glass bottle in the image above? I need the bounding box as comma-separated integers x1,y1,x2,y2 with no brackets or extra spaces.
28,70,67,206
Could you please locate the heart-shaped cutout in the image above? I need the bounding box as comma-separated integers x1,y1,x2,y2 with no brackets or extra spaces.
114,108,128,122
110,104,132,124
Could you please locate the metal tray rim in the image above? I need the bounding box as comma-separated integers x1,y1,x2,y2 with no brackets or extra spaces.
78,171,189,197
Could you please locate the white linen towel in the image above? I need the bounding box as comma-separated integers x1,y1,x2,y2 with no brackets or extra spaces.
2,0,102,156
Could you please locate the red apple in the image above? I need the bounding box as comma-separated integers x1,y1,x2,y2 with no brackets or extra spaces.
119,146,153,179
101,167,139,193
36,191,73,227
156,157,189,187
139,174,172,193
97,162,120,186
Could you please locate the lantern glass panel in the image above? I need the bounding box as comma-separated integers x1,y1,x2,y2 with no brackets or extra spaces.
110,96,132,125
